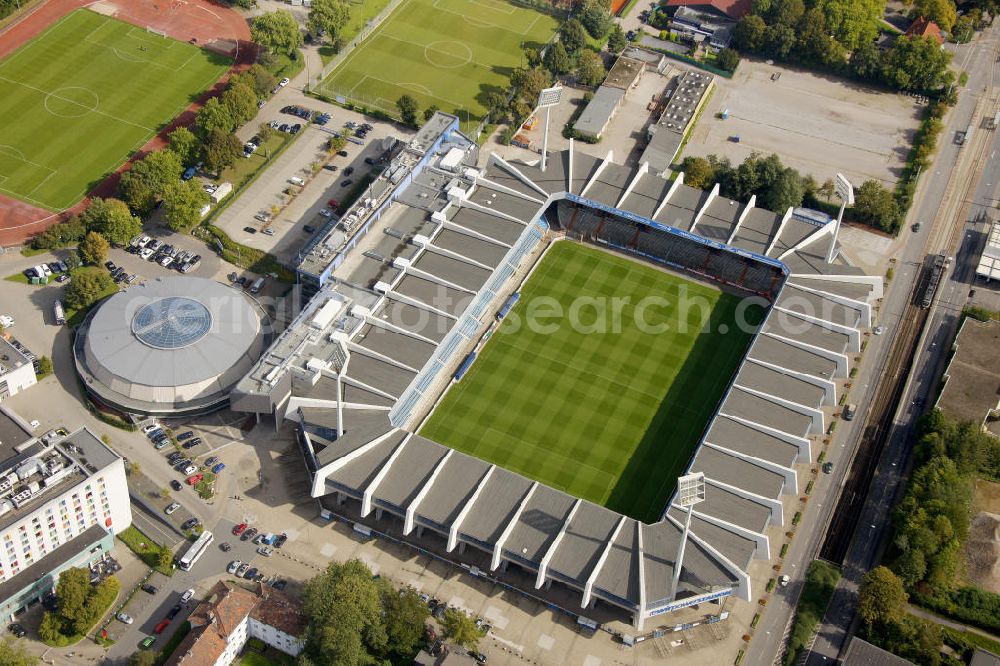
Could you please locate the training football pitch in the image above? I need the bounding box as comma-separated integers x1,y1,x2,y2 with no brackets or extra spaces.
421,242,764,523
318,0,560,132
0,10,229,211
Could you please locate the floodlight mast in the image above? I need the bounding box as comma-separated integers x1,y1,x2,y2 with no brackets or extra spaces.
537,86,563,173
669,472,706,601
828,173,854,264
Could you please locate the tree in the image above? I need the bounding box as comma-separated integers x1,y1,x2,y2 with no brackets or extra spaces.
396,95,420,127
560,18,587,53
309,0,351,41
248,63,278,98
797,8,844,66
882,35,954,93
79,198,142,246
814,0,882,51
64,268,115,309
302,560,387,665
163,180,210,231
733,14,766,50
853,179,899,231
156,547,173,570
545,42,574,75
441,609,485,648
716,47,740,72
576,50,606,87
578,2,612,38
483,91,508,122
37,613,62,644
203,130,242,175
952,15,975,43
168,127,200,167
858,566,908,628
381,586,429,658
36,356,53,377
764,23,797,58
30,218,86,250
680,156,716,189
913,0,957,31
510,67,550,104
762,168,805,211
118,149,183,214
818,178,836,202
53,567,90,629
196,97,236,138
221,82,259,127
423,105,440,121
850,41,883,80
769,0,805,25
0,638,39,666
126,650,156,666
606,23,627,53
78,231,109,267
251,10,303,57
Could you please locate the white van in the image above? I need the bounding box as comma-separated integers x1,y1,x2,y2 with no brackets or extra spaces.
288,176,305,187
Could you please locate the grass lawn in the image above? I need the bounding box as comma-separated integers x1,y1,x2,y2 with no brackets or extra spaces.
117,525,174,576
318,0,560,132
0,9,229,210
239,652,294,666
420,242,763,522
784,561,841,666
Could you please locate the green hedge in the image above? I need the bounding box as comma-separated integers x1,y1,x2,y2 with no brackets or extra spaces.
156,621,191,666
193,225,294,282
912,587,1000,636
783,560,841,666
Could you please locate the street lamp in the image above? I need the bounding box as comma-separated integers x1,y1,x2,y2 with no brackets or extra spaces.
829,173,854,264
537,86,563,173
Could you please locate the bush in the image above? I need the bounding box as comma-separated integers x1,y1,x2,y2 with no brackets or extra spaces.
783,561,840,666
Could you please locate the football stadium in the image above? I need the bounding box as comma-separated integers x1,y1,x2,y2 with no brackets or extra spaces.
232,113,881,629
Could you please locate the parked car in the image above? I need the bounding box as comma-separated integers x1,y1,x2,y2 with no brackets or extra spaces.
164,502,180,515
141,584,158,595
227,560,242,574
343,167,354,176
303,225,316,233
257,546,273,557
242,527,258,542
232,523,247,536
323,164,338,172
177,431,194,441
212,463,226,474
274,533,288,548
154,620,169,634
186,474,203,485
140,636,156,649
182,465,197,476
181,589,195,603
243,226,257,234
170,480,183,491
182,518,200,530
328,198,339,208
154,440,171,450
272,579,287,591
205,456,219,467
822,462,834,474
244,567,258,580
7,624,25,638
141,423,159,434
341,179,353,187
337,150,348,157
167,604,182,620
236,563,250,577
279,77,290,87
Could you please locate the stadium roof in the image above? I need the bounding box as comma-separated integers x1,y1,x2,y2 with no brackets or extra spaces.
75,276,269,415
233,115,880,628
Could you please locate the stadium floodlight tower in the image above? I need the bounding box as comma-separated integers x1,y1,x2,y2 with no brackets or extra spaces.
669,472,706,601
828,173,854,263
537,85,563,172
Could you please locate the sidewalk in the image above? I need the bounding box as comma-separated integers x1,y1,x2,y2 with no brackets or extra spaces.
908,605,1000,644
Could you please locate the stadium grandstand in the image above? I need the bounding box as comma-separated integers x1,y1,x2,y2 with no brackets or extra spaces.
231,113,881,632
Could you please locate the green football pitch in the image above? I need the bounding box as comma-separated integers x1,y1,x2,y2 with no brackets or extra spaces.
0,10,229,211
318,0,560,132
420,242,765,523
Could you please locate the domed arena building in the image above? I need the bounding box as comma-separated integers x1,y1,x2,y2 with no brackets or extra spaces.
74,276,270,416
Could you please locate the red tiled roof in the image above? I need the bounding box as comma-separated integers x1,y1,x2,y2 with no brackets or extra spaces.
664,0,752,20
163,582,305,666
904,17,945,44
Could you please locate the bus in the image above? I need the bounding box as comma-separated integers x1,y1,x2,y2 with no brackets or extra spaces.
177,531,213,571
53,300,65,325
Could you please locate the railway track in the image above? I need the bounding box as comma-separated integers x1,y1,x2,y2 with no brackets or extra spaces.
818,37,1000,565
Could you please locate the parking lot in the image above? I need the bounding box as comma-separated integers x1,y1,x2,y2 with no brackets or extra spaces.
684,58,924,187
215,103,410,265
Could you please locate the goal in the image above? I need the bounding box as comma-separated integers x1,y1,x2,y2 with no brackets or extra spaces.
146,26,168,38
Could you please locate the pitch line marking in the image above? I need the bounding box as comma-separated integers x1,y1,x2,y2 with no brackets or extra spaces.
430,0,538,35
0,76,155,132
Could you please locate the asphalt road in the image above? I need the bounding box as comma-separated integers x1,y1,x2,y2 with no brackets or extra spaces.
745,23,1000,666
801,27,1000,666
